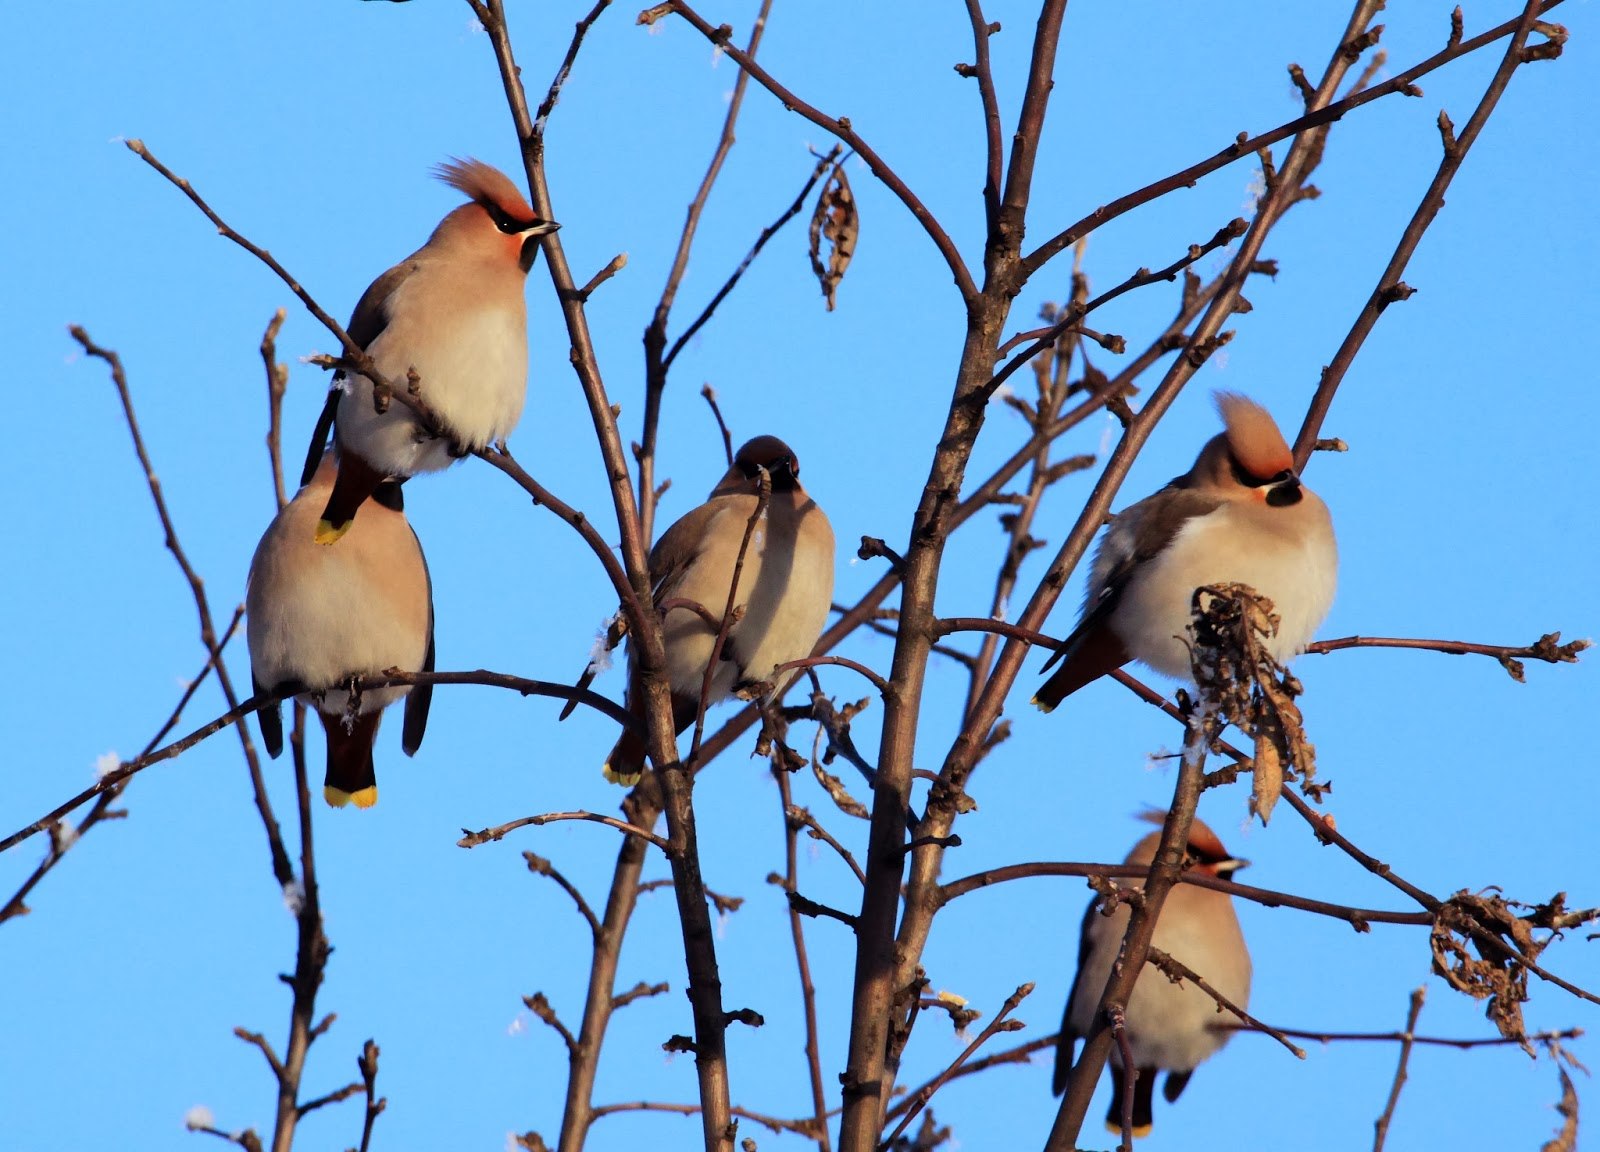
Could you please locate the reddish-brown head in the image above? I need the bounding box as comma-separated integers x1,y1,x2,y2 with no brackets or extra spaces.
430,158,559,270
1127,811,1249,879
1215,392,1294,483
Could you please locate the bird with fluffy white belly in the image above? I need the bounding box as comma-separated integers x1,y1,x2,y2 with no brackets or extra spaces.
304,158,559,545
596,435,835,785
1033,392,1336,709
247,456,434,808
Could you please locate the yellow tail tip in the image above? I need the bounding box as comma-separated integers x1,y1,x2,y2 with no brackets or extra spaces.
1029,693,1057,714
601,763,643,787
1104,1121,1153,1140
314,518,352,546
324,785,379,808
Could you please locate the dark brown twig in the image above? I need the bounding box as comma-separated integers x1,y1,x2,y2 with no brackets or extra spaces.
774,768,834,1151
1021,1,1566,278
1373,988,1427,1152
1291,0,1565,466
639,0,977,303
701,384,735,467
1147,947,1306,1058
459,811,670,852
878,983,1032,1148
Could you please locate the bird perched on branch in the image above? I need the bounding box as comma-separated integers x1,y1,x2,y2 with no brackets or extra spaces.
304,158,560,544
595,435,835,785
1053,814,1252,1138
247,456,434,808
1032,392,1336,709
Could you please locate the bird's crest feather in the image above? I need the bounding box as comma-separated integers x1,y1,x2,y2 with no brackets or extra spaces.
1215,392,1293,480
1136,809,1232,862
434,157,537,224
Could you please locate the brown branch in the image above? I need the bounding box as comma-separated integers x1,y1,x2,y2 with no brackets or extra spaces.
770,655,891,697
458,811,670,852
639,0,977,303
663,148,841,375
361,667,637,732
70,325,295,887
1046,689,1221,1150
576,252,628,301
937,861,1429,929
532,0,615,140
1146,947,1306,1058
882,1032,1059,1123
700,384,735,467
892,13,1366,1139
959,0,1003,235
266,707,332,1152
1306,631,1588,682
589,1100,823,1139
1108,669,1600,1012
788,805,867,886
1293,0,1566,465
987,217,1248,397
1372,987,1427,1152
260,308,289,510
1219,1022,1582,1049
525,852,603,940
688,465,770,765
526,991,579,1055
353,1040,385,1152
638,0,775,540
0,606,244,924
775,769,834,1151
1020,1,1566,278
879,982,1032,1148
936,617,1060,652
789,890,860,930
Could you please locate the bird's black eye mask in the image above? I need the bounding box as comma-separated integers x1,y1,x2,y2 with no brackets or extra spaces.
1230,458,1303,506
485,202,539,235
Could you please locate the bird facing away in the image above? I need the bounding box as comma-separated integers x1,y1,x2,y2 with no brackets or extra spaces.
304,158,560,545
1033,392,1336,710
602,435,835,784
247,456,435,808
1053,815,1252,1138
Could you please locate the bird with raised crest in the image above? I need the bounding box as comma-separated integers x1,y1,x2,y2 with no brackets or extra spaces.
303,158,559,544
1033,392,1336,710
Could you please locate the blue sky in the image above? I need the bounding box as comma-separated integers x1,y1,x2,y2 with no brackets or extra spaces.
4,2,1596,1150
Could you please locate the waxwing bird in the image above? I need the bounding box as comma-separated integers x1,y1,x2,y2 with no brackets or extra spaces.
1053,815,1252,1138
600,436,835,784
247,456,435,808
1033,392,1336,710
303,157,560,544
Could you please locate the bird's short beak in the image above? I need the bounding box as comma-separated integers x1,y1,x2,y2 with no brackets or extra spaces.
1220,857,1250,872
519,223,561,271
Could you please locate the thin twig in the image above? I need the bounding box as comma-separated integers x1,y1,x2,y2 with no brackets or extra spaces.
1291,0,1565,465
640,0,977,303
459,811,670,852
878,983,1032,1148
775,768,834,1151
701,384,735,467
1373,988,1427,1152
1147,947,1306,1058
1020,1,1566,277
687,465,770,764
